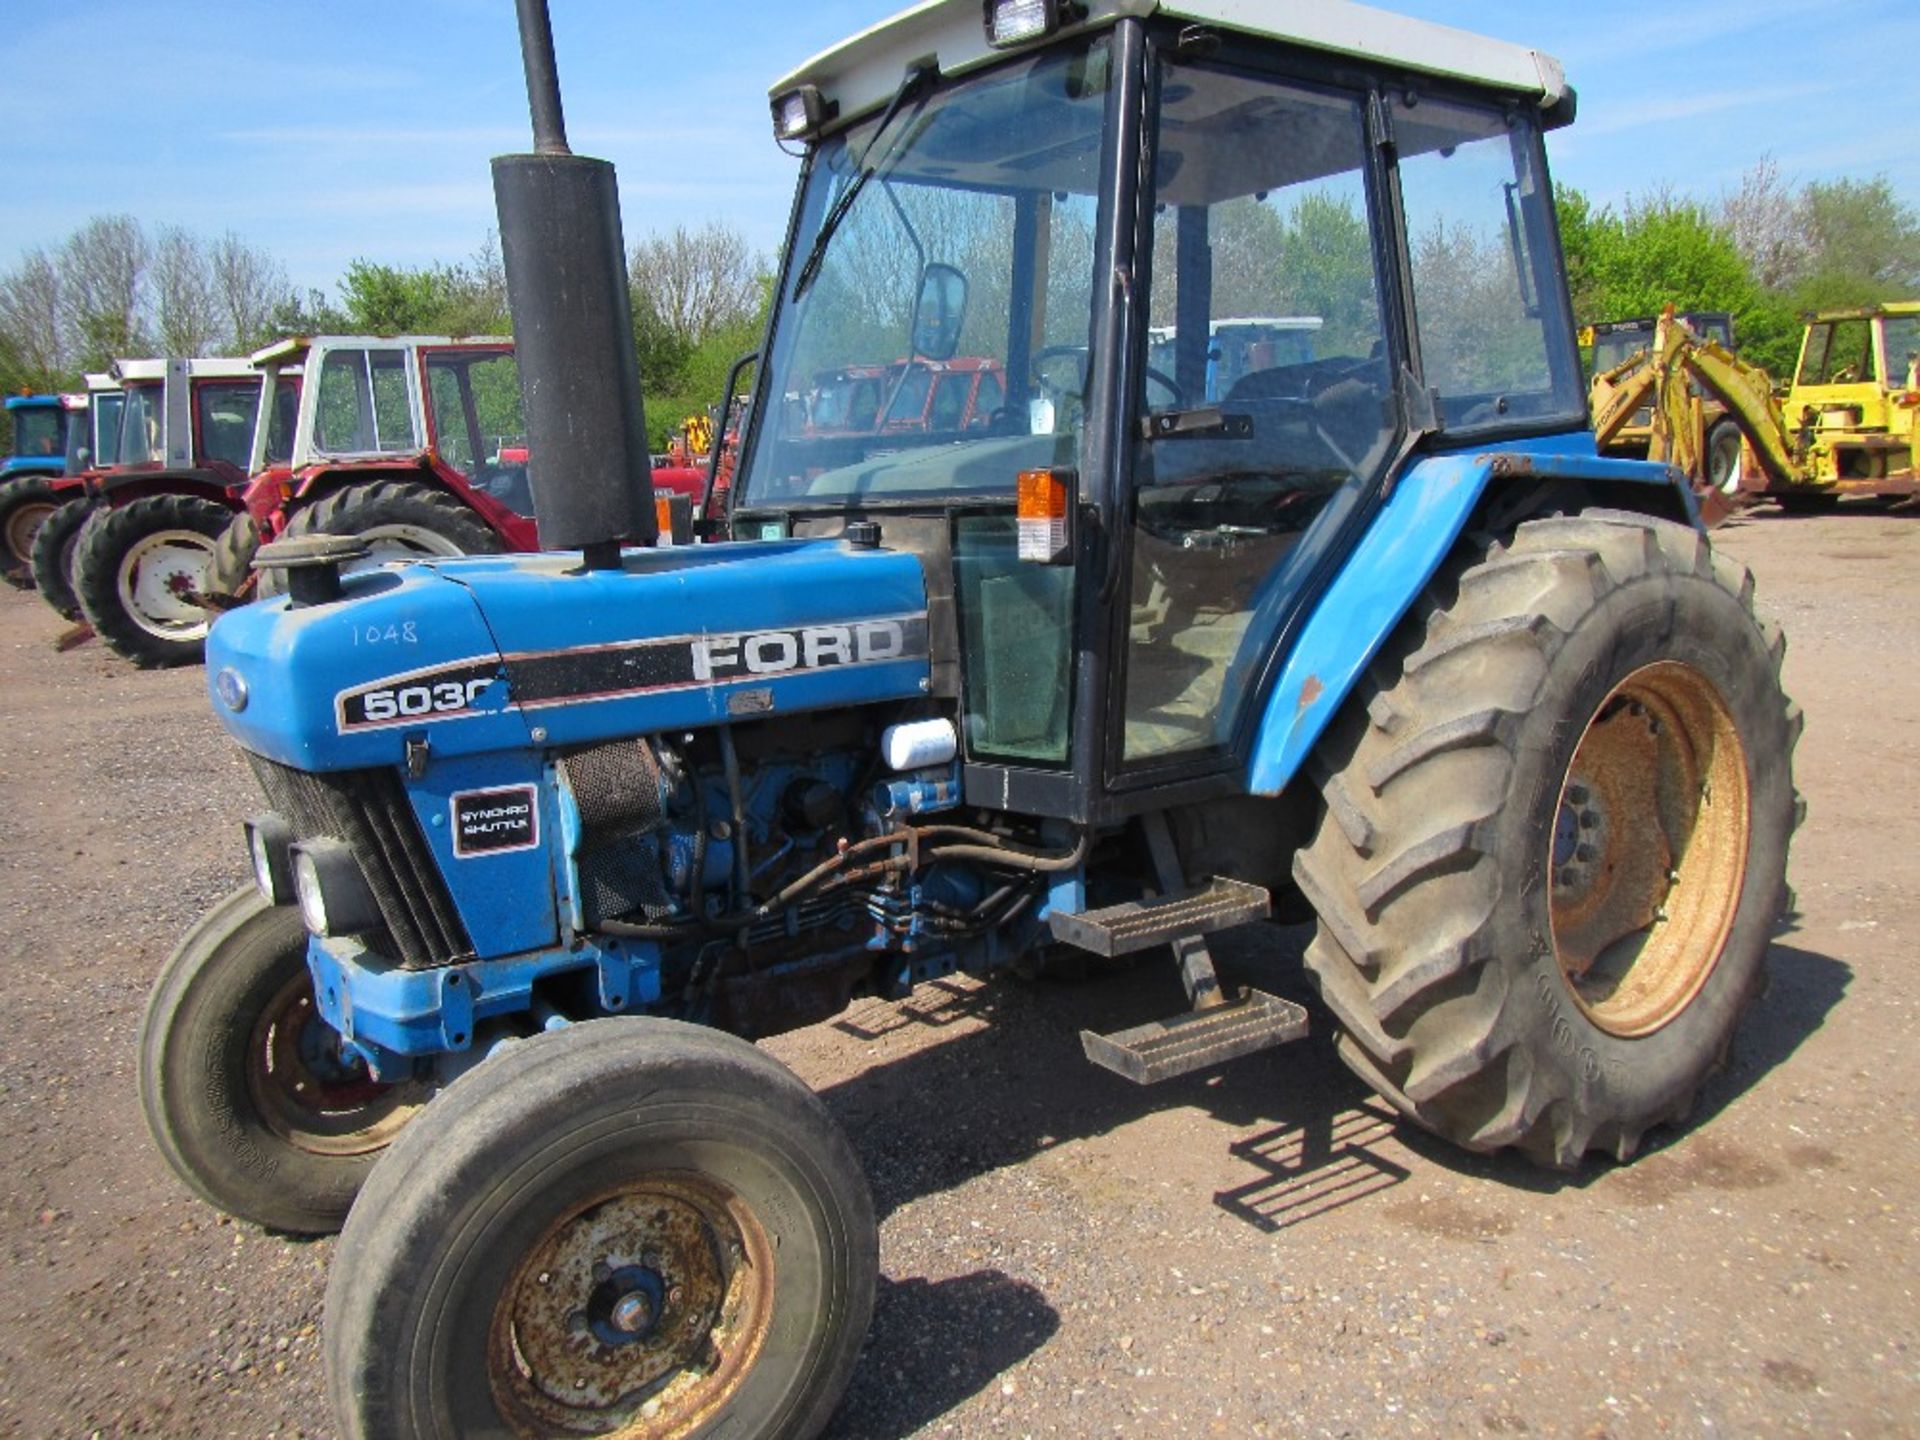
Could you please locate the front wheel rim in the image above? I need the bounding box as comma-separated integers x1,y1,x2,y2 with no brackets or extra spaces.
490,1172,777,1437
1548,660,1751,1038
246,971,420,1156
116,528,218,639
352,523,469,566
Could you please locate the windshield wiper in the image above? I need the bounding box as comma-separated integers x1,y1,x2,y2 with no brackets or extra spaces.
791,64,935,301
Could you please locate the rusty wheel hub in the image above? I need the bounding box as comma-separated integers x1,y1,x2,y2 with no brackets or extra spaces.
1549,660,1751,1038
247,972,420,1155
490,1174,775,1436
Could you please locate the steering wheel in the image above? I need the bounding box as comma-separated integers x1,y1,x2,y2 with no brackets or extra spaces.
1032,345,1186,411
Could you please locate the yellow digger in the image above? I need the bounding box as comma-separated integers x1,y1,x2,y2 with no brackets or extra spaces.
1589,303,1920,518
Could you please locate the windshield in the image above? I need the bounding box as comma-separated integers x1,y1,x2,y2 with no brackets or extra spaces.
1883,315,1920,386
10,405,61,461
92,393,124,467
425,349,533,516
738,39,1110,509
118,382,165,464
62,407,88,471
195,380,262,469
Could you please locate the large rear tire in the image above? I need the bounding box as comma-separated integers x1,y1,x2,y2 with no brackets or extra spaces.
138,888,423,1234
72,492,233,666
325,1018,876,1440
203,509,262,612
29,496,93,619
0,475,59,587
1292,511,1800,1168
281,479,504,569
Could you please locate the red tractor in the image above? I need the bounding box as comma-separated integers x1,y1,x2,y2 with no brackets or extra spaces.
216,335,699,600
35,358,296,666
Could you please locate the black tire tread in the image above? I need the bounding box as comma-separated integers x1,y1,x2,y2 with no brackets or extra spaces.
1293,510,1801,1168
72,492,234,666
283,478,503,559
0,474,59,586
29,496,94,619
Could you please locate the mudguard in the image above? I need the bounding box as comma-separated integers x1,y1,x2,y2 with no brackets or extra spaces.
1245,440,1689,796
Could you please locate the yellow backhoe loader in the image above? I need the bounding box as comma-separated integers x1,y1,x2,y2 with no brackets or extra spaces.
1590,305,1919,519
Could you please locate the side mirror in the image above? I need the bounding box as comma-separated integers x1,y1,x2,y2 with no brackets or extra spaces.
912,263,968,361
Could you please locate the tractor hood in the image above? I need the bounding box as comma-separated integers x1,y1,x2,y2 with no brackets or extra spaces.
206,539,933,772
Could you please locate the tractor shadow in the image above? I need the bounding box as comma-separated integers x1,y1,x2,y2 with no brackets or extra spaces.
810,931,1846,1435
813,930,1852,1213
827,1270,1060,1439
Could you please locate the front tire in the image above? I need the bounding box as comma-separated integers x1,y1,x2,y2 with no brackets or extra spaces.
1293,511,1800,1168
326,1018,876,1440
1705,419,1743,496
72,493,234,666
138,888,423,1233
0,475,59,587
29,496,94,619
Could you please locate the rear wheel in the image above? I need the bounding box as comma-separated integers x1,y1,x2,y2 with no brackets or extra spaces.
138,888,423,1233
29,497,94,619
1292,511,1800,1167
202,510,262,612
281,479,504,573
0,475,59,587
72,492,233,666
326,1018,876,1440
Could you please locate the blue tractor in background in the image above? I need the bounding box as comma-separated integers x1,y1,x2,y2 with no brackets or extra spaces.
137,2,1801,1436
0,391,86,585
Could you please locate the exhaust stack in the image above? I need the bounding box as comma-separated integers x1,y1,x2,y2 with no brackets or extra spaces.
493,0,656,566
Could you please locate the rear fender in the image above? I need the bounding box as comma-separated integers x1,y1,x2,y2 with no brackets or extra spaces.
1244,443,1691,796
293,459,531,549
98,470,237,507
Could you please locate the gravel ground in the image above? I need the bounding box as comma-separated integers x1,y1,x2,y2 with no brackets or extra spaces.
0,506,1915,1439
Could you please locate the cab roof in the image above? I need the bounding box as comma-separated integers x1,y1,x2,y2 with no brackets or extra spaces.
773,0,1568,136
249,334,512,367
109,357,260,382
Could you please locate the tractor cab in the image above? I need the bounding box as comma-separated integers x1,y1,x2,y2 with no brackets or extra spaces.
82,373,125,471
1784,302,1920,492
3,394,74,482
734,0,1586,822
105,356,268,483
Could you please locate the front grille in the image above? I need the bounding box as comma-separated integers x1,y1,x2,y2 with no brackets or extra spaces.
248,753,472,969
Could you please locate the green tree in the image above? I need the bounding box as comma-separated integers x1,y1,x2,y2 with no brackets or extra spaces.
1793,177,1920,310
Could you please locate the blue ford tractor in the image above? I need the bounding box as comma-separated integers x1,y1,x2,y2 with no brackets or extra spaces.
0,391,85,584
138,2,1800,1436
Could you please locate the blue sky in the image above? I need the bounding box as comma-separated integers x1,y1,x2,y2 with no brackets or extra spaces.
4,0,1915,295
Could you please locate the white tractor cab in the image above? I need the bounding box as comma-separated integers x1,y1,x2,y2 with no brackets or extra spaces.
60,356,284,665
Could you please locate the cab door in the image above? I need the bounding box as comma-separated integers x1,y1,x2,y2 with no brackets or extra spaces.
1110,52,1402,782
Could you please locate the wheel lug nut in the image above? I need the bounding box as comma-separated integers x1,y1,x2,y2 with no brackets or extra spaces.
1574,843,1596,863
1565,784,1588,806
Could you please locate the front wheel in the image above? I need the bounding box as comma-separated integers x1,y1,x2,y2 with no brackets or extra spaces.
1293,511,1800,1168
325,1018,876,1440
72,492,234,666
138,887,423,1233
0,475,59,586
1705,419,1744,496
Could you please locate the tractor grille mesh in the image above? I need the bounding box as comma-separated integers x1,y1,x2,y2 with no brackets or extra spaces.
247,753,471,970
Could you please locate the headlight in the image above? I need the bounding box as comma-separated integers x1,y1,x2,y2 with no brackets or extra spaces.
245,814,295,905
289,839,381,938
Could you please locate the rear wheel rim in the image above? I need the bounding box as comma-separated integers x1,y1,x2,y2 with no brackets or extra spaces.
489,1172,777,1436
1548,660,1751,1038
5,500,56,564
115,528,218,639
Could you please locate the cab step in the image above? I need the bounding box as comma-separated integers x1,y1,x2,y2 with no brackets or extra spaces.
1079,988,1308,1085
1047,877,1270,958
